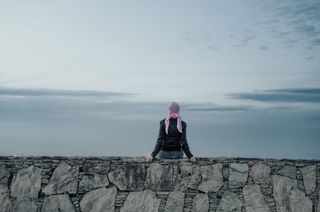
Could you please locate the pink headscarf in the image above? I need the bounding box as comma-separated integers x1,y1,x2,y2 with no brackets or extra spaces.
164,101,183,134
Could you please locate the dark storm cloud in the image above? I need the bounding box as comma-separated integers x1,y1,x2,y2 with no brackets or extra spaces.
0,86,135,97
226,87,320,103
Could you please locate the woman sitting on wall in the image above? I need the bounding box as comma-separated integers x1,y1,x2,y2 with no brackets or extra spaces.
145,101,197,163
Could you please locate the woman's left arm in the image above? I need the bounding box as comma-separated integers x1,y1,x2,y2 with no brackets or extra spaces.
179,123,194,159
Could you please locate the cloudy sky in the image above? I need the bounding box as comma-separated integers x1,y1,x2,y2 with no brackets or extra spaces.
0,0,319,159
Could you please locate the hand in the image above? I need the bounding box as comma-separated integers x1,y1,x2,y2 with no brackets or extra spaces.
189,156,197,163
145,155,154,163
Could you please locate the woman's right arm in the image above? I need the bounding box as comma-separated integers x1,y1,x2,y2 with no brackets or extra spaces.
151,121,165,158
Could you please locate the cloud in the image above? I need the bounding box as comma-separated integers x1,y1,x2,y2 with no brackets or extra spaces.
259,46,269,50
231,34,257,48
251,0,320,51
226,87,320,103
179,30,220,51
0,86,135,97
183,104,253,112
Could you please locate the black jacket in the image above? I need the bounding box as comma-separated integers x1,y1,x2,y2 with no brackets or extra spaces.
151,118,194,159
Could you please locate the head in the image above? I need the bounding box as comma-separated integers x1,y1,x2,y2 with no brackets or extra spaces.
168,101,180,113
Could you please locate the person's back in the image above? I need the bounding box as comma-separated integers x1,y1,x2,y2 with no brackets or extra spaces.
145,101,197,163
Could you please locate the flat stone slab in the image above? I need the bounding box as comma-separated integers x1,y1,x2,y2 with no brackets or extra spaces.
250,163,271,184
198,163,224,193
80,186,117,212
145,163,178,191
300,165,316,194
243,184,270,212
216,191,242,212
120,189,161,212
12,198,38,212
79,173,110,192
278,165,296,179
192,193,209,212
42,161,79,195
42,194,76,212
108,163,146,191
272,174,312,212
10,165,42,198
164,191,185,212
228,163,248,188
0,165,10,184
0,184,12,211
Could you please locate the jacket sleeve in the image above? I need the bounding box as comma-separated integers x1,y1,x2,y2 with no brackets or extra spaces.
151,121,165,158
180,122,194,159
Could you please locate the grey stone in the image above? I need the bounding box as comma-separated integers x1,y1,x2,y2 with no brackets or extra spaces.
164,191,184,212
120,189,161,212
278,165,296,179
145,163,178,191
192,193,209,212
179,162,193,177
272,174,312,212
82,160,110,174
42,194,76,212
80,186,117,212
300,165,316,194
187,166,202,190
0,184,12,212
12,198,38,212
243,184,270,212
79,173,109,191
10,165,42,198
108,163,146,191
42,161,79,195
250,163,271,184
0,165,10,185
198,163,224,193
216,191,242,212
228,163,248,188
317,191,320,212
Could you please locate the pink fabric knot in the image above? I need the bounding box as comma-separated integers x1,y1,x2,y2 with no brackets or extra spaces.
165,111,183,134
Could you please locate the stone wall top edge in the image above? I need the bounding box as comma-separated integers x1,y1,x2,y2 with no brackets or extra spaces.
0,155,319,162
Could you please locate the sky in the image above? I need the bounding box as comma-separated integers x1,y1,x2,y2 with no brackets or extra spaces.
0,0,319,159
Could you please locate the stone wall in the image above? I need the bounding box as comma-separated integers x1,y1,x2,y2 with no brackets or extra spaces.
0,156,319,212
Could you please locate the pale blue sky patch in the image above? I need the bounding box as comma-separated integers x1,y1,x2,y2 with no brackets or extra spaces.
0,0,319,158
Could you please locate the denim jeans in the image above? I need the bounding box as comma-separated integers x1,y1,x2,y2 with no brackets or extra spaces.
158,150,184,159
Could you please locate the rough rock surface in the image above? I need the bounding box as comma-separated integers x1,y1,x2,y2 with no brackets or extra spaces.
12,198,38,212
42,161,79,195
164,191,185,212
80,186,117,212
250,163,271,184
243,184,270,212
272,174,312,212
300,165,316,194
198,163,224,193
0,165,10,184
10,165,42,198
145,163,178,191
192,193,209,212
0,156,319,212
0,184,12,211
278,165,296,179
42,194,76,212
108,163,146,191
228,163,248,188
120,189,160,212
216,191,243,212
79,173,109,191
